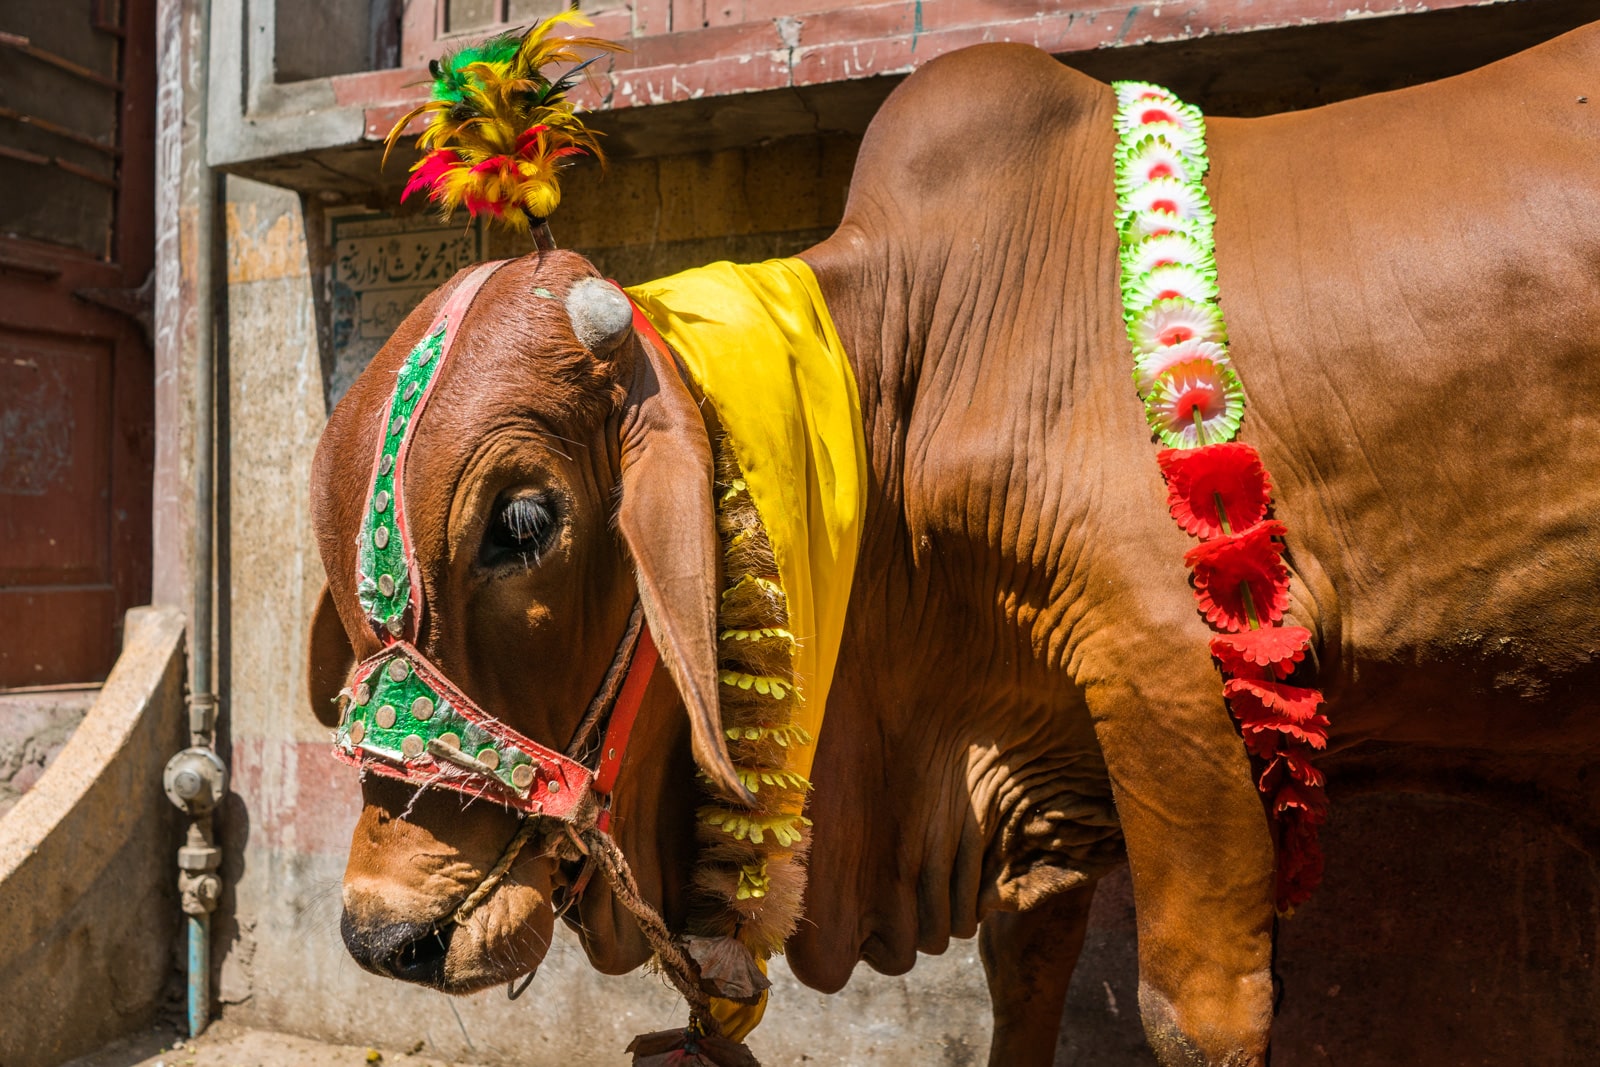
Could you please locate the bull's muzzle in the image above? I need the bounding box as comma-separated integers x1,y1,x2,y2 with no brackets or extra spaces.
341,913,454,985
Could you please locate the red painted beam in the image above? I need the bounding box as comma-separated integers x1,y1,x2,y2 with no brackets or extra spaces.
356,0,1508,142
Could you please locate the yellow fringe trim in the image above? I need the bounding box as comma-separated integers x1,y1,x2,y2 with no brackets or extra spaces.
720,574,785,602
698,808,813,847
719,627,797,645
690,437,813,958
736,864,771,900
735,767,813,793
719,670,798,699
722,722,813,746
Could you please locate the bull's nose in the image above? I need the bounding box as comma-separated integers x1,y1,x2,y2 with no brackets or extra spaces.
341,912,454,985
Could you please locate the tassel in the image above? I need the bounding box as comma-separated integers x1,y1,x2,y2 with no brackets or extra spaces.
627,1028,762,1067
686,936,771,1003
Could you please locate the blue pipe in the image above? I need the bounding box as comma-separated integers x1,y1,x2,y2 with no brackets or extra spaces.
188,912,210,1037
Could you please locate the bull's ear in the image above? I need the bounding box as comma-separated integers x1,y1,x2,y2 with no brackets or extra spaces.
614,321,753,806
307,582,355,728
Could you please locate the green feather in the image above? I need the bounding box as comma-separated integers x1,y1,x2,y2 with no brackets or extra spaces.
428,32,527,103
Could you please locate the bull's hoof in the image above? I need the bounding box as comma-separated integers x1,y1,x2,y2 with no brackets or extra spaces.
1137,979,1268,1067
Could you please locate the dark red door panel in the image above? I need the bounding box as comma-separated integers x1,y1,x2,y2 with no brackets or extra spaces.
0,0,154,687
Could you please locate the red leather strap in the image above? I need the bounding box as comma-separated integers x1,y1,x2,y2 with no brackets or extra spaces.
594,625,659,796
629,297,667,354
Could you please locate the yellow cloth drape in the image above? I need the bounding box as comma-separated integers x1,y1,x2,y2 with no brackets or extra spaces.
627,259,866,1040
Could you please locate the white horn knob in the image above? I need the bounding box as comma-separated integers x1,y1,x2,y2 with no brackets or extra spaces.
565,277,634,356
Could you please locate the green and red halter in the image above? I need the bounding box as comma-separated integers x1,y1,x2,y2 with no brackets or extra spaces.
334,262,659,826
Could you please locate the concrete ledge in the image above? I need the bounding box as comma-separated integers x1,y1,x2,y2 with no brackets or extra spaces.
0,606,188,1067
213,0,1598,183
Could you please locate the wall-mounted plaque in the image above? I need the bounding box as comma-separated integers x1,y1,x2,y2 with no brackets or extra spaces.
326,211,484,402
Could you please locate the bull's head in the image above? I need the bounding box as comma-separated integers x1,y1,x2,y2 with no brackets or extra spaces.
307,252,746,991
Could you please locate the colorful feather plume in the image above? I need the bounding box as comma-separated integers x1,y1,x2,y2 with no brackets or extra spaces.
384,12,622,232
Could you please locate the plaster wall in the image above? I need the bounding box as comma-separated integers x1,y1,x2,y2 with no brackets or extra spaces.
213,135,1600,1064
0,688,97,818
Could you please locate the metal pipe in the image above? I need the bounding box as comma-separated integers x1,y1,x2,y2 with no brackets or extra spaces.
190,0,215,750
187,914,210,1034
165,749,226,1036
184,0,219,1041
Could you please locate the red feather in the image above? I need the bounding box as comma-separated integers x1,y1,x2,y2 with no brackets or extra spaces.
1184,520,1291,632
514,124,551,149
402,149,462,202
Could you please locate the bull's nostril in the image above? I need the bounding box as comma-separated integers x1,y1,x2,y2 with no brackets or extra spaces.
342,913,453,985
393,924,452,982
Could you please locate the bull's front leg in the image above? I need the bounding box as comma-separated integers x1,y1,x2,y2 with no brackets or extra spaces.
1084,632,1277,1066
980,882,1098,1066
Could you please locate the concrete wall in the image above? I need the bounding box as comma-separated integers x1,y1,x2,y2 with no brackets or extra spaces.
0,607,187,1067
0,688,97,818
213,132,1600,1064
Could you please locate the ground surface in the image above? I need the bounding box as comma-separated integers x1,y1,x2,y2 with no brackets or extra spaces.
64,1019,489,1067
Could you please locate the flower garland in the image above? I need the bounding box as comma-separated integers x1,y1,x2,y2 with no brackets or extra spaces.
1112,82,1328,911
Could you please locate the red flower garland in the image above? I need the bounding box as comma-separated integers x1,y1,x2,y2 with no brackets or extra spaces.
1162,442,1328,910
1118,81,1331,913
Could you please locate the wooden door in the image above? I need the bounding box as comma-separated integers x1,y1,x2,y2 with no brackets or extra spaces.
0,0,155,686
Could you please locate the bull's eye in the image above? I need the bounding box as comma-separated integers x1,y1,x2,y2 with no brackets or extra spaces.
481,490,559,568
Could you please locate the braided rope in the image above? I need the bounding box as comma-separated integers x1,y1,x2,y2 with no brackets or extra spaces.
448,813,715,1033
451,818,542,924
585,827,717,1029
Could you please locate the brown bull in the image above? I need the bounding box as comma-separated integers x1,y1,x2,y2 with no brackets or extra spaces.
308,25,1600,1065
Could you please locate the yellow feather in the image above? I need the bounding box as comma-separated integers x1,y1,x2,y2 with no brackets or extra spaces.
383,13,623,229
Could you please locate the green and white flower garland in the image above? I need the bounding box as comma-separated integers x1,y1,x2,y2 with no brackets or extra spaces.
1112,82,1330,911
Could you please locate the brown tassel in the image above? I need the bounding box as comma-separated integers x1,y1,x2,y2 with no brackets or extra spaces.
686,935,771,1003
627,1028,762,1067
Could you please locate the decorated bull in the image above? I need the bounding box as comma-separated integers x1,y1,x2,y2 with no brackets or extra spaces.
306,13,1600,1066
